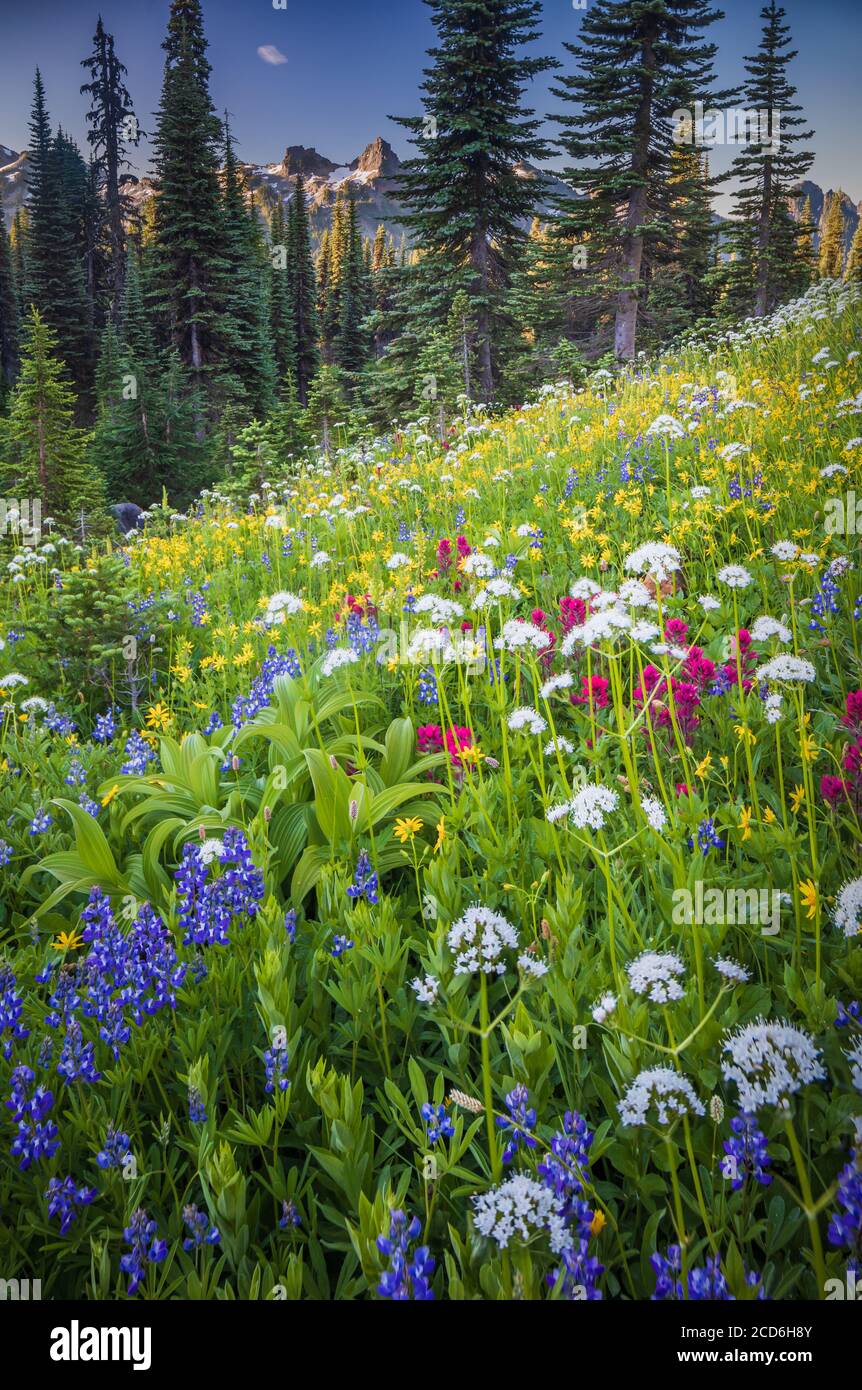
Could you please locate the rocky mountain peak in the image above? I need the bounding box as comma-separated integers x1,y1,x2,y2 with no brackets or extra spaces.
351,137,401,180
279,145,339,180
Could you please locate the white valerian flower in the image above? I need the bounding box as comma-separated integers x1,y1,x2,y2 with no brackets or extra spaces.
309,550,330,568
721,1019,825,1112
414,594,464,624
20,696,49,713
713,956,751,985
410,974,440,1005
624,542,682,584
641,796,667,831
717,564,753,589
385,552,411,570
771,540,799,561
544,736,575,757
833,877,862,938
618,1067,705,1126
570,577,602,600
820,463,847,479
757,655,816,684
629,620,660,643
539,673,574,699
462,551,495,578
764,692,783,724
846,1038,862,1092
749,615,792,644
472,1174,569,1253
321,648,359,677
690,485,711,500
0,673,28,688
645,413,686,439
263,591,303,627
698,594,721,612
562,606,631,653
447,904,519,977
546,799,574,824
494,619,548,653
569,784,619,831
518,951,549,978
592,992,617,1025
507,706,548,735
618,578,654,609
627,950,685,1003
474,576,520,606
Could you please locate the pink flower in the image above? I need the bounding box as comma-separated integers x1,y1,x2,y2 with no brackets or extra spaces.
559,596,586,634
445,726,474,766
572,675,610,710
821,775,848,806
417,724,444,754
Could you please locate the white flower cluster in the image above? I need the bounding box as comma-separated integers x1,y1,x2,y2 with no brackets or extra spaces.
569,784,619,831
321,648,359,677
749,615,792,645
717,564,753,590
624,542,682,584
645,413,686,440
410,974,440,1004
494,619,548,652
413,594,464,624
472,1174,569,1252
618,1067,705,1126
713,956,751,985
833,876,862,938
507,706,548,735
846,1038,862,1093
447,905,519,976
641,796,667,831
627,951,685,1003
592,992,617,1024
756,655,816,684
263,591,303,627
721,1019,825,1112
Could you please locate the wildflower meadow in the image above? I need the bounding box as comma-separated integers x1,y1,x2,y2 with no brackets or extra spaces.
1,275,861,1307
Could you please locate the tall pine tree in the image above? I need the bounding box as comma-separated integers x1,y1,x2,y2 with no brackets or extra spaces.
393,0,556,400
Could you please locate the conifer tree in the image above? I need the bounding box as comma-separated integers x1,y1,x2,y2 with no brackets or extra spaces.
269,197,296,380
845,220,862,283
10,211,29,322
215,122,275,417
286,175,320,404
336,194,370,381
150,0,226,389
818,190,846,279
393,0,556,400
721,2,814,316
24,72,93,400
553,0,728,359
2,309,107,526
306,363,346,457
80,17,140,321
0,190,19,399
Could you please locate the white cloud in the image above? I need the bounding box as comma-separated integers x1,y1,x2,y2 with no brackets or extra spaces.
257,45,287,66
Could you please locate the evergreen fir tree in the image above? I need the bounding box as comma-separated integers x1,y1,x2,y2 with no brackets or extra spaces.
80,17,140,322
10,210,29,322
306,363,346,457
721,2,814,316
845,220,862,283
269,196,296,380
24,72,93,401
150,0,227,389
393,0,556,400
0,189,19,400
2,309,107,527
214,121,275,417
818,190,846,278
553,0,729,359
286,175,320,404
336,193,370,381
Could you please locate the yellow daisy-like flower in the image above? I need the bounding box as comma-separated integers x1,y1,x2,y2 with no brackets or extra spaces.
798,879,819,921
145,702,172,732
101,784,120,808
734,723,756,747
695,752,712,779
434,816,446,854
763,805,777,824
739,805,753,841
52,930,83,952
394,816,424,844
790,784,805,814
459,744,485,766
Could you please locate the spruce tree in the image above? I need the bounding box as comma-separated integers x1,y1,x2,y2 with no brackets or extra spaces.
215,122,275,417
818,190,846,279
722,2,814,316
845,220,862,283
269,197,296,380
150,0,226,389
24,72,93,401
2,309,107,526
393,0,556,400
336,193,370,381
287,175,320,404
80,17,140,322
306,364,346,457
553,0,728,360
0,189,19,399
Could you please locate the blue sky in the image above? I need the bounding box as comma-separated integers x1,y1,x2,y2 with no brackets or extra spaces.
1,0,860,207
